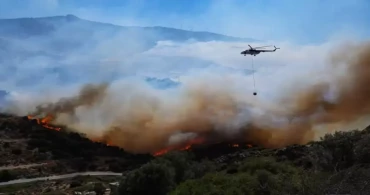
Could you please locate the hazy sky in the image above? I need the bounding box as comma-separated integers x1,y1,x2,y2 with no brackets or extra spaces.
0,0,369,43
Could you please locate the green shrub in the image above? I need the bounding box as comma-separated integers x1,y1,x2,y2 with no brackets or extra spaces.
171,157,309,195
154,151,194,183
117,161,175,195
308,130,363,171
238,157,299,175
69,180,82,188
93,182,106,195
0,170,14,182
354,134,370,164
170,173,256,195
11,149,22,155
304,144,334,171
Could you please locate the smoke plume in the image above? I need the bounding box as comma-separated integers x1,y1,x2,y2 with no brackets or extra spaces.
5,41,370,154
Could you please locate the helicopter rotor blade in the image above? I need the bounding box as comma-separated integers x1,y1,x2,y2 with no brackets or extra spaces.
253,45,273,49
254,45,272,49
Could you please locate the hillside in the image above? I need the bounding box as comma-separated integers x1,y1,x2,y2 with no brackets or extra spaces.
115,126,370,195
0,114,152,179
2,113,370,194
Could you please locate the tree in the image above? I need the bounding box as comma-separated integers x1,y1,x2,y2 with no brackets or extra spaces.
11,149,22,155
171,157,311,195
117,162,175,195
0,170,14,182
354,134,370,164
70,180,82,188
155,151,193,183
315,130,362,171
93,182,106,195
170,172,256,195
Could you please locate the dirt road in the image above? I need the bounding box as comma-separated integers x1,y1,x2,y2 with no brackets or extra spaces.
0,172,122,186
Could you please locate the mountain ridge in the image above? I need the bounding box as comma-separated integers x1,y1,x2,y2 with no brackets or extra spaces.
0,14,258,98
0,14,258,42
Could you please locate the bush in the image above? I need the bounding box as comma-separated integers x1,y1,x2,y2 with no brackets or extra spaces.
319,131,362,168
3,142,10,148
154,151,194,183
186,159,217,179
93,182,106,195
109,162,123,172
170,173,256,195
238,157,299,175
304,144,334,171
0,170,14,182
70,180,82,188
11,149,22,155
226,163,238,174
171,157,312,195
117,161,176,195
318,166,370,194
354,134,370,164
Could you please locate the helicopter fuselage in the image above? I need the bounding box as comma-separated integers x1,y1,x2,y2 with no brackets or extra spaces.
241,49,260,56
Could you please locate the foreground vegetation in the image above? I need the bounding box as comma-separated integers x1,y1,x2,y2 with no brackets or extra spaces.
114,126,370,195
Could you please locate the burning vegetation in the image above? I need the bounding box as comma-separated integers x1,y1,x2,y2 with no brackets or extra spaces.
25,114,190,156
153,137,205,156
24,115,255,156
27,115,61,131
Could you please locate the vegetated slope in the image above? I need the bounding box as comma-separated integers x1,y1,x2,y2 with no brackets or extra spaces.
0,113,152,174
114,125,370,195
3,112,370,195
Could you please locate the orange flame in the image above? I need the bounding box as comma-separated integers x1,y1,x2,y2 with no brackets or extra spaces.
27,115,117,147
27,115,61,131
153,137,205,156
26,115,255,154
153,141,254,156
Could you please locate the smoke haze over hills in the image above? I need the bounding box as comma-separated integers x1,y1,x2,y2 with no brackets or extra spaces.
1,15,370,153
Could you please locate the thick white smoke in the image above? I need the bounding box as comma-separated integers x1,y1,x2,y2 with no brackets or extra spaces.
2,26,369,153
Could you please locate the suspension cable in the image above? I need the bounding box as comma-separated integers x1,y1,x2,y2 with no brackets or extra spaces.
251,56,256,94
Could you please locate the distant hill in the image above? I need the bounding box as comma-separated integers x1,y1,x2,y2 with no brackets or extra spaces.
145,77,180,89
0,14,258,93
0,14,257,43
0,15,257,69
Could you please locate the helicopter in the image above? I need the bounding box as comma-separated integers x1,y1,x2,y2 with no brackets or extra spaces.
238,44,280,96
241,45,280,56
